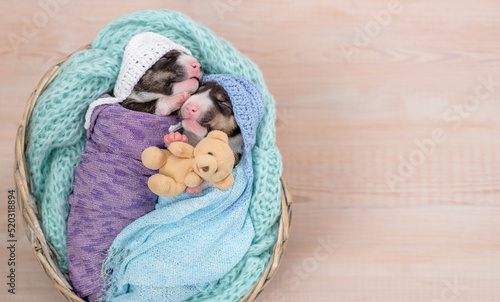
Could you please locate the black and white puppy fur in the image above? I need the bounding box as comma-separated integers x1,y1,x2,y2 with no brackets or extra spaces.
121,49,203,115
178,81,243,166
120,50,243,165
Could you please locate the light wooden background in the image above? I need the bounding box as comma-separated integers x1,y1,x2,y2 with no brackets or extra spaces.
2,0,500,301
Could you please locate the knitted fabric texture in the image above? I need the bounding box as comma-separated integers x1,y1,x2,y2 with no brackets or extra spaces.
84,32,192,129
101,74,263,302
26,9,282,302
67,99,181,301
103,167,252,302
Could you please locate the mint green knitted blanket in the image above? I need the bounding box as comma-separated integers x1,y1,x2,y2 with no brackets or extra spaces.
26,9,282,301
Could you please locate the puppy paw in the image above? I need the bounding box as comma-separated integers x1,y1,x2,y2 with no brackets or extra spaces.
164,132,188,147
157,92,191,115
171,91,191,109
186,182,206,195
180,91,191,102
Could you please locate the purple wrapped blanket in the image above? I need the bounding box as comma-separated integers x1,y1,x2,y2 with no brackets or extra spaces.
67,102,180,301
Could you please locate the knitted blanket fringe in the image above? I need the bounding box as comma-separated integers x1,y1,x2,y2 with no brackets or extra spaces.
26,9,282,302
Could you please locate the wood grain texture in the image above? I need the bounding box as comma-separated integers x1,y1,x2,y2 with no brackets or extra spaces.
1,0,500,301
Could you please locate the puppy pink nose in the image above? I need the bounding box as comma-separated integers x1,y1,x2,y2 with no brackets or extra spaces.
186,59,202,79
187,104,197,113
191,61,201,70
183,103,200,120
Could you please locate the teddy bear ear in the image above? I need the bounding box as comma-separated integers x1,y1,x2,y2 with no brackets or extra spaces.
207,130,229,143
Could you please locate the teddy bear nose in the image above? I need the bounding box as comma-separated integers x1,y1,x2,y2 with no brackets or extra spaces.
195,156,218,177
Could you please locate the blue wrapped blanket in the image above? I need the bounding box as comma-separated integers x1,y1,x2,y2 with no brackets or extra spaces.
101,74,264,301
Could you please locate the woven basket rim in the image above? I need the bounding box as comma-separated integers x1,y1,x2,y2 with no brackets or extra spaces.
14,45,293,302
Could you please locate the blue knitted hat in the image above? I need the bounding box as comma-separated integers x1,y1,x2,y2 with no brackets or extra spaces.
202,74,264,156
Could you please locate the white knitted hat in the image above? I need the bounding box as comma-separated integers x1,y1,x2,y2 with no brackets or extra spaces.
84,32,192,129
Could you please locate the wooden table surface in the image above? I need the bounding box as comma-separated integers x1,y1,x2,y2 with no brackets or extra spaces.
2,0,500,301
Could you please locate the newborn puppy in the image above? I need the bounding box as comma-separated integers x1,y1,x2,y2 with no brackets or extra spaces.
121,50,204,115
165,81,243,195
166,81,243,165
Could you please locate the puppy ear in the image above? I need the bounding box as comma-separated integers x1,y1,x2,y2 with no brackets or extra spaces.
207,130,229,143
214,91,225,102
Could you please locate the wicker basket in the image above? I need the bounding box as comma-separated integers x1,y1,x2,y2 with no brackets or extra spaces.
13,45,293,302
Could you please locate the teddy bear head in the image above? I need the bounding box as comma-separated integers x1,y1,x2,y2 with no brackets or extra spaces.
193,130,235,183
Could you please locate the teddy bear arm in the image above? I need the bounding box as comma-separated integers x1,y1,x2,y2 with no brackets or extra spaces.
142,147,170,170
185,171,203,187
213,173,235,190
168,142,195,159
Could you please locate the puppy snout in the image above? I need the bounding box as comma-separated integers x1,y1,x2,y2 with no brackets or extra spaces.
186,103,198,112
183,103,201,120
191,61,201,70
186,57,203,79
192,62,203,79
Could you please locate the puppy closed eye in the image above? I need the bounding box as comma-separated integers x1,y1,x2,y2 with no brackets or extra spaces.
163,82,174,94
155,60,173,70
213,91,233,114
218,101,233,116
154,51,179,70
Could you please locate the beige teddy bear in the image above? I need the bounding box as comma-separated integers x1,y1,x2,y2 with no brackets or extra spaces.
141,130,235,197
